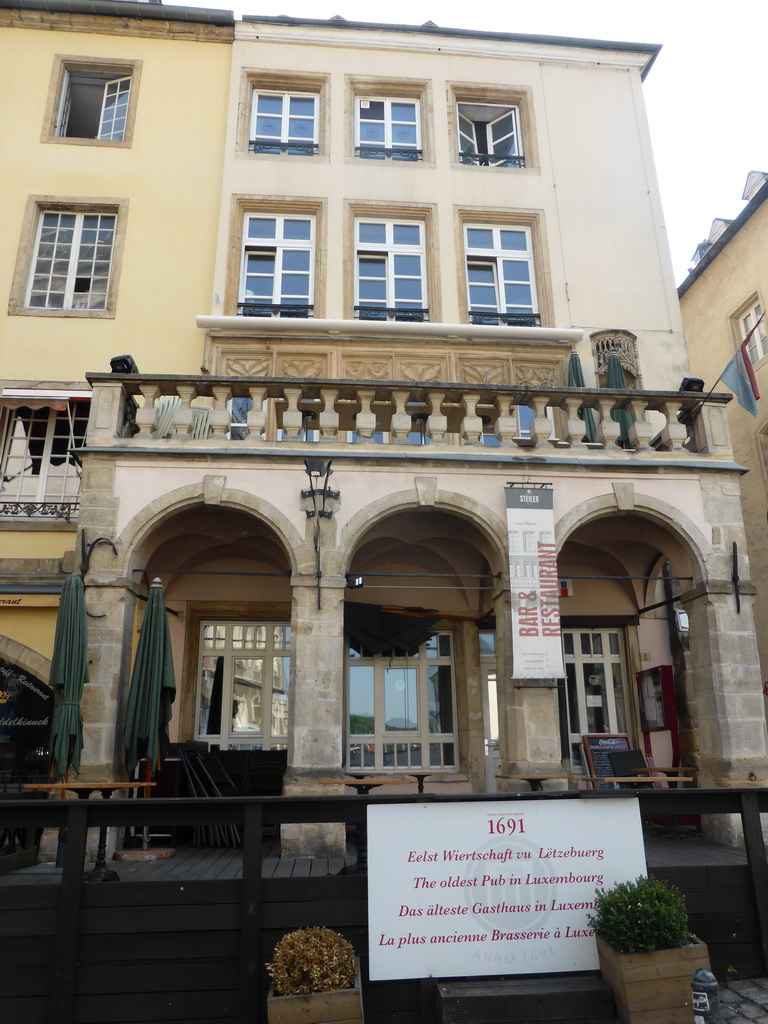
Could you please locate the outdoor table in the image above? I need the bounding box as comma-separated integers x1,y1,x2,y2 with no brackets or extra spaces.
400,770,452,794
23,781,153,881
318,778,411,871
496,773,574,793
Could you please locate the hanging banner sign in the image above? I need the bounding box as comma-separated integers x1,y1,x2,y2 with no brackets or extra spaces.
505,485,564,678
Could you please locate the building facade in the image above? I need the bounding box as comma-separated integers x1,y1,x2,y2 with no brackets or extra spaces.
2,3,766,853
679,171,768,700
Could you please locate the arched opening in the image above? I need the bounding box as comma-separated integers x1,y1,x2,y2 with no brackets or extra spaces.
130,504,292,752
558,510,698,771
343,507,502,789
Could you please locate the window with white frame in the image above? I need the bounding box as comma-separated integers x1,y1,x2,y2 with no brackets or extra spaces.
355,98,421,160
347,631,456,772
249,91,318,155
196,622,291,750
0,399,88,516
355,219,427,321
240,214,314,317
54,65,133,141
562,628,627,767
26,210,116,311
465,225,539,326
741,300,768,365
458,102,523,167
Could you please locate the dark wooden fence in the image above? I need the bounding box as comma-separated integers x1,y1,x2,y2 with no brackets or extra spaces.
0,788,766,1024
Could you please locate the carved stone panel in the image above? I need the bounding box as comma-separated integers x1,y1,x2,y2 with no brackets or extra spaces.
460,361,508,386
515,363,559,388
343,357,394,380
398,360,444,382
223,356,271,377
277,357,326,379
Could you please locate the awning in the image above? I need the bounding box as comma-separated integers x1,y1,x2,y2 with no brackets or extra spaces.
345,603,440,656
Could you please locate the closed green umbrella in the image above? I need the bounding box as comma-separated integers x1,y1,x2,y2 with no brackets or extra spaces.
124,579,176,776
567,351,597,443
606,353,633,447
49,574,89,778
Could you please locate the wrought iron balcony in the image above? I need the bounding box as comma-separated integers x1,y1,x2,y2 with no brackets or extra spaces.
354,306,429,323
248,140,319,156
237,303,313,319
459,152,525,168
355,146,423,161
469,311,541,327
0,500,79,521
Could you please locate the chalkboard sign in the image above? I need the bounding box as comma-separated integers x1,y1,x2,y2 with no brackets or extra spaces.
582,734,631,789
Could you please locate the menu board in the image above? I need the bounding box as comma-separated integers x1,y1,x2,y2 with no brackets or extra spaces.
581,734,631,789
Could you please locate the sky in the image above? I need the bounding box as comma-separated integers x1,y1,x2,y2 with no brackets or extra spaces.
186,0,767,285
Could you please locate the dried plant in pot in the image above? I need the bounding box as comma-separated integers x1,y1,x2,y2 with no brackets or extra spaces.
588,875,710,1024
266,926,363,1024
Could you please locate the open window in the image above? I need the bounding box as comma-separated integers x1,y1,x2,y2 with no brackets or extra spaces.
46,58,140,145
0,395,89,518
458,102,523,167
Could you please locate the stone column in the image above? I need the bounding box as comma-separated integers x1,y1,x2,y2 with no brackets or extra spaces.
282,572,348,857
494,592,564,786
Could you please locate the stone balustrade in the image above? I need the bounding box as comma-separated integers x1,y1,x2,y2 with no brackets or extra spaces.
84,373,735,459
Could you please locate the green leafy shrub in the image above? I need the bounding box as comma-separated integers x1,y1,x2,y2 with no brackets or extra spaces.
588,875,690,954
267,927,357,996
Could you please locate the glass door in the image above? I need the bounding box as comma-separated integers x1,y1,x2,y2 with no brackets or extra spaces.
196,621,290,749
562,629,628,766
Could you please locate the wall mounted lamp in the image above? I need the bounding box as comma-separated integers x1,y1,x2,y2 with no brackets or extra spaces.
302,459,340,609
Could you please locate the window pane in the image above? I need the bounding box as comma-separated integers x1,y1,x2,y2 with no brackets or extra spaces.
257,95,283,114
504,283,532,306
350,666,375,734
393,254,421,275
198,655,223,735
282,249,310,271
384,668,418,731
391,102,416,122
289,96,315,116
248,218,277,239
283,219,311,240
501,260,530,282
466,228,494,249
256,115,281,137
360,100,385,120
427,665,453,733
394,278,422,301
359,122,385,143
500,230,527,250
392,124,417,146
233,658,263,732
359,222,387,244
393,224,420,246
468,264,495,284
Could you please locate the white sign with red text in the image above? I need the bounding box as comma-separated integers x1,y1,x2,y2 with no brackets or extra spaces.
505,484,564,679
367,798,645,980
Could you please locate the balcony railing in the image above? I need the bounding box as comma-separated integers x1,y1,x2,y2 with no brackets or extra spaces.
354,306,429,323
0,500,79,521
248,140,319,155
237,303,313,319
469,311,541,327
459,152,525,168
86,373,734,461
355,146,423,161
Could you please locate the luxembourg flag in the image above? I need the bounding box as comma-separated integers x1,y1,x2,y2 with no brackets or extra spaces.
719,319,762,416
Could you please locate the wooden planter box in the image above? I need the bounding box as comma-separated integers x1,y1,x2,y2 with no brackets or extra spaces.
596,934,710,1024
266,966,364,1024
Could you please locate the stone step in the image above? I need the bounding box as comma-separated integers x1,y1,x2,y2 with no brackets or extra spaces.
433,974,617,1023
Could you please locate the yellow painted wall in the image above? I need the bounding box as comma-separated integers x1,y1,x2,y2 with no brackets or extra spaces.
0,531,75,559
0,15,233,382
1,607,58,663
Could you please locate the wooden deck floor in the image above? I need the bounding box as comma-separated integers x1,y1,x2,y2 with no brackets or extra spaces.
0,829,747,885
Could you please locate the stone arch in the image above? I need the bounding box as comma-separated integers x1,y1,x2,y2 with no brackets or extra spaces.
111,482,306,578
336,484,508,579
555,489,711,582
0,635,51,687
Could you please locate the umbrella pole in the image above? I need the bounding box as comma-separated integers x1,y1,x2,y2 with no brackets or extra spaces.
142,757,152,851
